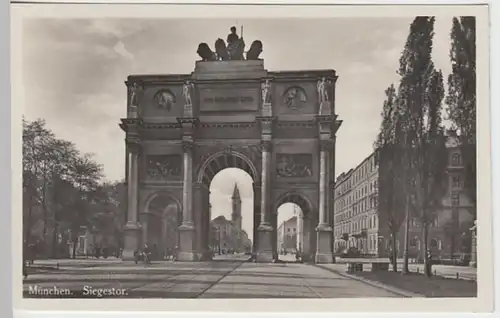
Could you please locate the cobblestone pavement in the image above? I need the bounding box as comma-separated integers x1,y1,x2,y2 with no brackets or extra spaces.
23,260,402,298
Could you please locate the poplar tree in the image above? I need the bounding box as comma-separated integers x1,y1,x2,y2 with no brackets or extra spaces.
395,17,448,276
446,17,476,213
374,84,406,272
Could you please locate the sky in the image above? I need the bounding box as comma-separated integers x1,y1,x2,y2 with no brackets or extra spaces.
22,17,454,241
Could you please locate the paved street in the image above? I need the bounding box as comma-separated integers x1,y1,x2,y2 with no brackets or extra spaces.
23,259,403,298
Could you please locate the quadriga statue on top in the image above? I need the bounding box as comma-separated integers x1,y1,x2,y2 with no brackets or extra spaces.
197,26,263,62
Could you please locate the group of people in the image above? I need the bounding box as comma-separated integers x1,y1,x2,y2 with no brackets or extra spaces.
135,243,179,264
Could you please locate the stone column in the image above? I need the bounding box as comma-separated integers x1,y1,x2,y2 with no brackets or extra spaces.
297,215,303,253
177,140,197,261
256,140,273,262
141,214,148,246
122,143,141,260
193,181,211,261
253,183,261,257
160,216,168,260
315,140,334,263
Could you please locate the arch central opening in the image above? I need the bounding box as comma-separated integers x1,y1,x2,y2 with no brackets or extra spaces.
197,151,259,261
273,192,316,263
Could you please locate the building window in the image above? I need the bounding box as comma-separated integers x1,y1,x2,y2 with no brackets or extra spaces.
78,236,85,249
430,239,438,249
451,153,461,166
452,176,461,188
451,192,460,206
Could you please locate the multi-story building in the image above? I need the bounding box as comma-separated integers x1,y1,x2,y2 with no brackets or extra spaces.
333,152,379,255
333,130,475,261
277,216,298,254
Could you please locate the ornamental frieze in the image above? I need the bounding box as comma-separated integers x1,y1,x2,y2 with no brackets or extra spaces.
276,154,313,178
146,155,182,180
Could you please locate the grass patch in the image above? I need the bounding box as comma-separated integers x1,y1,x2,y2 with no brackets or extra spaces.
353,271,477,297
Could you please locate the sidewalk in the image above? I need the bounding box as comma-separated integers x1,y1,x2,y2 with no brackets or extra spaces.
316,263,422,297
335,258,476,281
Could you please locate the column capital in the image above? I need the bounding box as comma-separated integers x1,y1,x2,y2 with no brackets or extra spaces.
319,139,333,151
126,137,142,154
182,140,195,153
260,140,273,152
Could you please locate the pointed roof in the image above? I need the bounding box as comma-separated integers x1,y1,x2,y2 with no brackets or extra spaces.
232,183,241,200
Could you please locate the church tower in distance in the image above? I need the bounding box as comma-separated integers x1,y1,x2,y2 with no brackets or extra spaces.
231,184,242,230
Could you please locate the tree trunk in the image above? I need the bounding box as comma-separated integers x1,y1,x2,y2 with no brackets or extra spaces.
391,230,398,272
72,241,77,259
51,221,58,258
402,196,410,274
423,225,432,277
42,166,48,245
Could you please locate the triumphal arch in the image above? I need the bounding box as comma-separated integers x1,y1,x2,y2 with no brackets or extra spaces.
120,29,342,263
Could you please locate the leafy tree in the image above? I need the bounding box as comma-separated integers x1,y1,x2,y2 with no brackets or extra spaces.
446,17,476,213
22,118,55,245
23,118,106,259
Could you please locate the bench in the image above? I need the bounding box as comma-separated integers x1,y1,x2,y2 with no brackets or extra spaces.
346,262,363,273
371,262,389,272
346,261,389,273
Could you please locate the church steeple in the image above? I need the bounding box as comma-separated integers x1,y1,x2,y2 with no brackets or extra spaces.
231,183,242,230
232,184,241,201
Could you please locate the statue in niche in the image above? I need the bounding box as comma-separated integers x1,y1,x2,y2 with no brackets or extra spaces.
283,87,307,110
261,80,272,105
129,82,142,107
317,77,332,103
183,81,194,106
147,155,181,180
276,154,313,178
155,90,175,112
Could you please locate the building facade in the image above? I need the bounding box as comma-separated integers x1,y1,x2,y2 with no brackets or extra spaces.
333,132,475,261
277,216,297,254
333,152,379,255
210,215,251,253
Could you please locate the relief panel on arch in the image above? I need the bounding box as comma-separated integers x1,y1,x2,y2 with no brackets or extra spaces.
146,155,182,180
275,83,318,116
276,154,313,178
141,86,183,118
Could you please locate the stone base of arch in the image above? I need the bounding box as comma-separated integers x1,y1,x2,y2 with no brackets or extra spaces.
122,222,141,261
256,224,274,263
177,225,198,261
315,225,334,264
